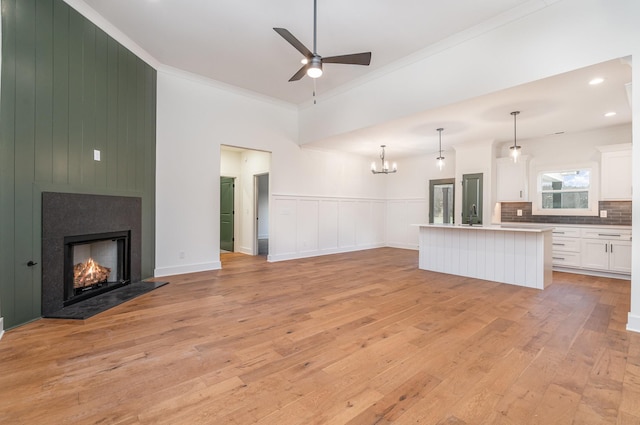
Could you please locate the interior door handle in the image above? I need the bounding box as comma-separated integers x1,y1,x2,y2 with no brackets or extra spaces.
27,260,38,267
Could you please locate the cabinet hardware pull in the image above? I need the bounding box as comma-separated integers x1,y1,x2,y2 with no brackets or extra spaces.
605,244,608,253
27,261,38,267
611,243,613,253
552,257,565,260
552,243,565,246
553,231,565,234
598,233,621,237
519,190,522,198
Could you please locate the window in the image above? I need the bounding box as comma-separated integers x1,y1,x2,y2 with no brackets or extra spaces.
532,164,599,216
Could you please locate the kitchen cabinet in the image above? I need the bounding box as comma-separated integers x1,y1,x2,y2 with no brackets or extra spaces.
580,228,632,274
599,144,632,200
496,156,528,202
549,225,631,277
551,227,581,268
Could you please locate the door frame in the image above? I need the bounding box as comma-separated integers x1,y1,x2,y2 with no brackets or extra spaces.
429,178,455,224
254,173,269,256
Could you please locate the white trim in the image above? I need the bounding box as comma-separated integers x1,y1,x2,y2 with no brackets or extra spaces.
154,261,221,277
627,313,640,333
553,266,630,280
531,162,600,216
0,317,4,341
268,243,385,263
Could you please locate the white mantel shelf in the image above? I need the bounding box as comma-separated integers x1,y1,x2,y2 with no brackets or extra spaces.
415,224,554,290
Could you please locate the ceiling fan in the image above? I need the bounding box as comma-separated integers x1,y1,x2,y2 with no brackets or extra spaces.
274,0,372,82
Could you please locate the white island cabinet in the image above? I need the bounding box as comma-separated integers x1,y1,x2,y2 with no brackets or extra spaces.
416,224,554,289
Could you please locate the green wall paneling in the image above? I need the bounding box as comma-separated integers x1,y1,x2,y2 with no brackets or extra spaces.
0,0,157,329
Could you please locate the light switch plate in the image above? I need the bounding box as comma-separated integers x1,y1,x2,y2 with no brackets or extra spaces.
93,149,101,161
600,210,607,218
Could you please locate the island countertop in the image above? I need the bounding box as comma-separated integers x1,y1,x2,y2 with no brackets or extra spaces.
416,223,553,289
413,223,555,233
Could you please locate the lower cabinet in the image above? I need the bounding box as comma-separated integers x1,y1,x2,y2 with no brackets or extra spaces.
581,239,632,274
551,226,631,277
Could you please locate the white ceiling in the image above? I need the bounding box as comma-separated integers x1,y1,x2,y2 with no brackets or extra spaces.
76,0,632,156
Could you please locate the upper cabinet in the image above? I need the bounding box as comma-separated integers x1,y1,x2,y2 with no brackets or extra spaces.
496,156,528,202
599,144,632,201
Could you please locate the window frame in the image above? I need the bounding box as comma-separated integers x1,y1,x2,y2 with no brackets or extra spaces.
531,162,599,216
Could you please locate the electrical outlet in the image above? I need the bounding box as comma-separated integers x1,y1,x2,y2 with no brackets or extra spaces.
179,251,185,259
600,210,607,218
93,149,101,161
517,209,523,216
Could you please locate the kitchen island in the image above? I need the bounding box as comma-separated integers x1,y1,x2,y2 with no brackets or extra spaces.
416,224,554,289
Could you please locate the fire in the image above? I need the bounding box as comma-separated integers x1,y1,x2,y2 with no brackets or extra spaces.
74,258,111,288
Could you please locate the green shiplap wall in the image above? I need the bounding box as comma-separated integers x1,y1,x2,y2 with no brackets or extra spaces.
0,0,157,328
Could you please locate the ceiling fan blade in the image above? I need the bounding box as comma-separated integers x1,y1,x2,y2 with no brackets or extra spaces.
289,64,308,82
322,52,372,66
273,28,313,58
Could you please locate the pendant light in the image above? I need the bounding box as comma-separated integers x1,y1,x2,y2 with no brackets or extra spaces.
436,128,445,170
371,145,397,174
510,111,521,162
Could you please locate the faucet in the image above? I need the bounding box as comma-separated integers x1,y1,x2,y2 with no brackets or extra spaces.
469,204,477,225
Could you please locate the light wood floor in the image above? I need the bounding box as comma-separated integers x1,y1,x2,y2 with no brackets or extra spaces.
1,248,639,424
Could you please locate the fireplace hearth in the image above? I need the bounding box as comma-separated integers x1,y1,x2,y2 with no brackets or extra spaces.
42,192,143,316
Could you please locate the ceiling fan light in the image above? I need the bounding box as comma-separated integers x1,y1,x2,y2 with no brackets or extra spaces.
307,57,323,78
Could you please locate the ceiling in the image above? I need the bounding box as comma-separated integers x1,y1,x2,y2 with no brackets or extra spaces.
76,0,632,156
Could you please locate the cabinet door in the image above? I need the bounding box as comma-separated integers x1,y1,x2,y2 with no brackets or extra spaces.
601,150,632,200
610,240,632,273
496,157,527,201
581,239,610,270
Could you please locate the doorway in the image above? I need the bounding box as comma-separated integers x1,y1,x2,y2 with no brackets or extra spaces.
462,173,483,225
255,173,269,256
429,178,455,224
220,176,235,252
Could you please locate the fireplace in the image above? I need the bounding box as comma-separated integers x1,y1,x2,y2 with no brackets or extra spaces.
42,192,142,316
63,231,131,306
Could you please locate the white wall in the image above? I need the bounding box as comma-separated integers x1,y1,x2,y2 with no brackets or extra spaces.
156,70,385,275
384,151,456,249
155,69,297,276
237,150,270,254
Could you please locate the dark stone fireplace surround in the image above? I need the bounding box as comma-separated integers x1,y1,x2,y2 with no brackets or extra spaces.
42,192,142,316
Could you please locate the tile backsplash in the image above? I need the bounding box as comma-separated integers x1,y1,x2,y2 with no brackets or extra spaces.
501,201,631,226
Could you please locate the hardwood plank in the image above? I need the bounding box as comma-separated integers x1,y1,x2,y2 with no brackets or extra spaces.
0,248,638,424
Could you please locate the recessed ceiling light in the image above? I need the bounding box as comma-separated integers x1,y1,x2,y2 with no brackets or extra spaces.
589,77,604,85
604,112,617,117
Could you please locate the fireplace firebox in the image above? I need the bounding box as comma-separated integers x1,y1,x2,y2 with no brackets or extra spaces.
63,231,131,306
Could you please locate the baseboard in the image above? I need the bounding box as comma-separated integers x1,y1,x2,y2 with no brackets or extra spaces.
154,261,222,277
238,246,253,255
627,313,640,333
268,243,385,263
552,266,630,280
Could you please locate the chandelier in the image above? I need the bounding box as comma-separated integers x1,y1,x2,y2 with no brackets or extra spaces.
371,145,397,174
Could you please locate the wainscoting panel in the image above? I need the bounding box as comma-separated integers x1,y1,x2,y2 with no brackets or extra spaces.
385,200,428,250
297,200,320,254
319,200,339,251
338,201,357,249
273,198,298,257
270,195,386,262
